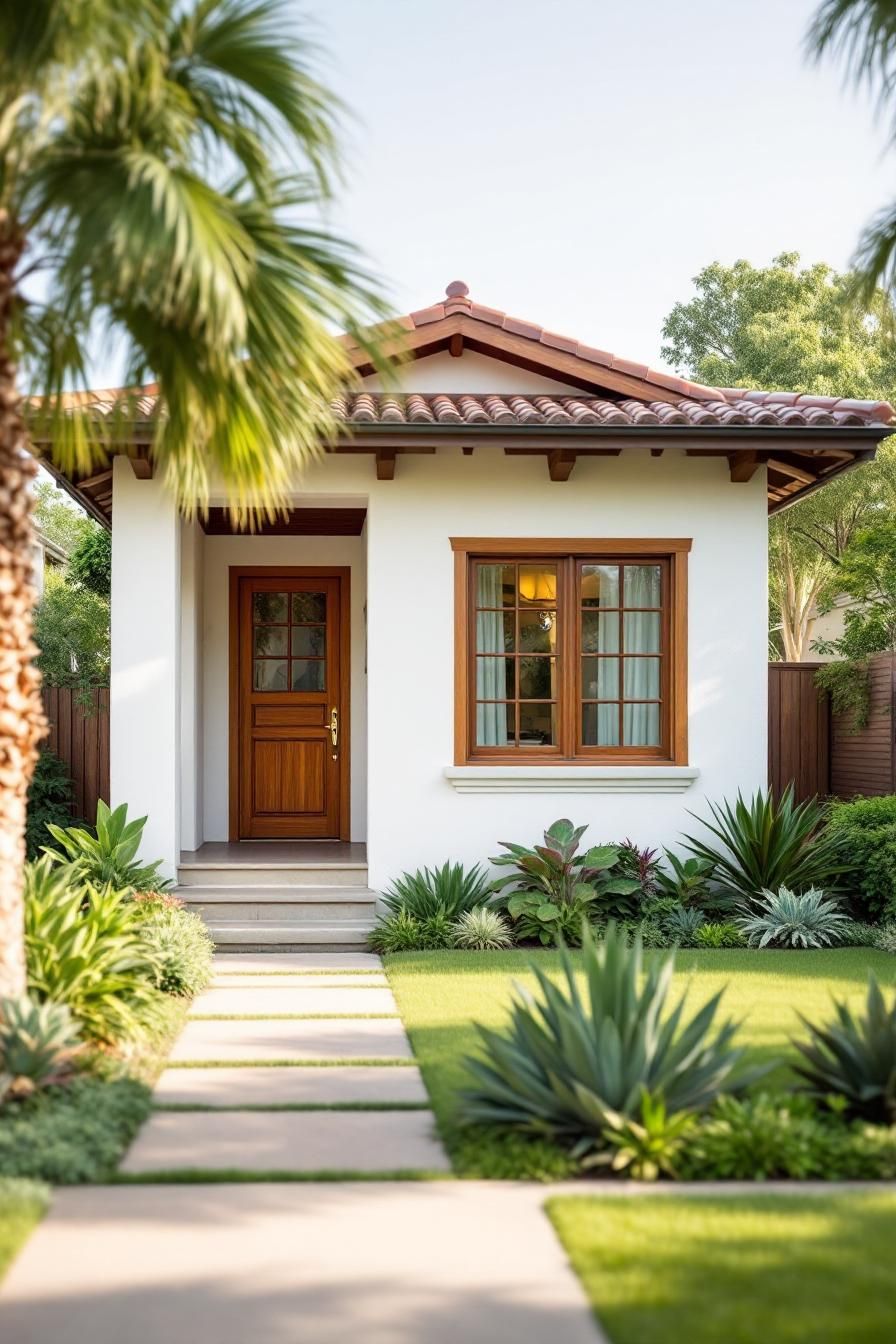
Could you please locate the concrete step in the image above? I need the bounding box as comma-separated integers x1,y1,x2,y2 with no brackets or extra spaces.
176,884,377,905
206,921,375,948
191,902,377,923
176,862,369,889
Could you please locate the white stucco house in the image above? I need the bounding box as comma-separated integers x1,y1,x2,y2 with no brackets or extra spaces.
41,282,894,945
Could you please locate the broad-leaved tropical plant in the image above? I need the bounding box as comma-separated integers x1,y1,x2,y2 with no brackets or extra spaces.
460,922,756,1157
794,974,896,1122
43,801,170,893
654,852,716,907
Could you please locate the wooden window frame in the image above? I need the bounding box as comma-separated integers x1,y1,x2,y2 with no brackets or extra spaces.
451,538,690,767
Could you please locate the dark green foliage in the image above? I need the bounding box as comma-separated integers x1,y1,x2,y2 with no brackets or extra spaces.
663,905,706,946
490,818,641,946
827,794,896,921
44,800,171,893
693,921,746,949
381,862,491,920
461,924,755,1156
794,974,896,1123
654,852,716,907
814,660,871,731
682,785,848,902
369,909,453,953
25,748,74,860
33,573,109,690
0,1076,152,1183
67,526,111,597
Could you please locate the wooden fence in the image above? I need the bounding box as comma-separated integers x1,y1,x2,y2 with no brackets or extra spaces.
41,687,109,824
769,655,896,802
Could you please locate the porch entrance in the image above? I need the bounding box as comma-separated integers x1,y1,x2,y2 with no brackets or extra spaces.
230,567,350,840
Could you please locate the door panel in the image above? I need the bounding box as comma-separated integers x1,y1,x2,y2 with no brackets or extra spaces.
235,572,347,839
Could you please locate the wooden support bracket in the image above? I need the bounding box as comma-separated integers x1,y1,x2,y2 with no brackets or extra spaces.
448,332,464,358
548,449,577,482
729,450,760,483
128,454,153,480
375,449,397,480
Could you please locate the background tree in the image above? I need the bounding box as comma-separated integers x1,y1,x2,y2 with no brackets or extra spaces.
67,526,110,597
33,570,109,691
31,479,94,555
661,252,896,658
0,0,386,997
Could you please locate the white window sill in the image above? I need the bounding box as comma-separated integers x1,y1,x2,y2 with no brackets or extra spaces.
443,765,700,794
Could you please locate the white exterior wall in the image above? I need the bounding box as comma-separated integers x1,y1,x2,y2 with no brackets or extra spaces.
179,520,204,851
110,458,181,875
200,530,368,843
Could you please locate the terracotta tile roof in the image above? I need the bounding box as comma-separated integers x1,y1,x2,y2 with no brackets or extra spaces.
328,391,892,431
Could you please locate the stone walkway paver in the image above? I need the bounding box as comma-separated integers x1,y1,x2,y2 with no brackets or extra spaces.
0,1183,604,1343
154,1063,430,1106
190,985,398,1016
211,952,381,972
168,1015,414,1062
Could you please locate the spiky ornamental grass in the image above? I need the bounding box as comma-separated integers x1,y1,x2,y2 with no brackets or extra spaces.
794,974,896,1123
738,887,850,950
460,923,757,1157
451,908,514,951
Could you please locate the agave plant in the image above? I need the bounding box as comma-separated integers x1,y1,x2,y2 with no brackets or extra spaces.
24,857,163,1044
490,819,641,945
794,975,896,1123
451,908,514,951
381,862,491,921
460,922,755,1155
663,905,706,946
682,786,848,903
44,801,171,893
738,887,849,950
0,995,82,1101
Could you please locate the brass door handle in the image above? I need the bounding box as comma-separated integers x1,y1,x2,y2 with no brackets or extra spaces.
329,707,339,757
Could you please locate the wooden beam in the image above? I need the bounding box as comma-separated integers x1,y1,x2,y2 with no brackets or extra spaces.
375,449,396,481
129,455,153,480
767,456,817,486
650,448,664,457
548,449,577,482
729,450,761,483
76,468,113,492
448,332,464,358
462,446,475,456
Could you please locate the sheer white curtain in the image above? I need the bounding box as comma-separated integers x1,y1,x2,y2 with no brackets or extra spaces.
622,566,660,747
476,567,509,746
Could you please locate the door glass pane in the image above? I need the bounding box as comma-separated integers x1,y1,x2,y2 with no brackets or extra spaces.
582,657,619,699
583,703,619,746
582,611,619,653
476,702,515,747
519,609,557,653
291,626,326,657
518,565,557,607
291,660,325,692
581,564,619,607
519,657,556,700
476,564,515,608
254,659,288,691
623,611,660,653
624,703,661,746
624,564,662,607
476,609,515,655
476,657,515,700
253,592,287,623
519,702,555,745
623,657,660,699
254,626,287,657
291,592,326,623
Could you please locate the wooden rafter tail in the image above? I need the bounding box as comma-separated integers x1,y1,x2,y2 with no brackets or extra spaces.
375,448,397,481
728,449,761,483
548,449,577,482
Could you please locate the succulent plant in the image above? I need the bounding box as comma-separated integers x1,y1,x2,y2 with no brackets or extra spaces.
0,996,81,1101
738,886,849,949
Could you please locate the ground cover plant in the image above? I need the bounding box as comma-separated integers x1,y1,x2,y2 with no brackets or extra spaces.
0,1178,50,1281
384,946,896,1179
547,1193,896,1344
827,795,896,921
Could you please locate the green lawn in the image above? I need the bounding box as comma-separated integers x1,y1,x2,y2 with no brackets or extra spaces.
384,948,896,1178
0,1178,49,1282
547,1193,896,1344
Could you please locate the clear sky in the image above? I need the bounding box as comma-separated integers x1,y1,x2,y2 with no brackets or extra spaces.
305,0,893,373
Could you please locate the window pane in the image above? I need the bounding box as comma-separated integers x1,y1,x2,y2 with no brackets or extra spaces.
254,626,287,657
624,702,661,746
519,657,556,700
624,657,660,699
476,702,515,747
581,564,619,607
624,611,660,653
253,592,287,624
254,659,287,691
476,657,514,700
519,702,555,745
291,592,326,623
518,564,557,607
291,660,325,692
624,564,662,607
583,703,619,746
519,609,557,653
291,626,326,657
476,609,515,655
582,611,619,653
476,564,515,608
582,657,619,700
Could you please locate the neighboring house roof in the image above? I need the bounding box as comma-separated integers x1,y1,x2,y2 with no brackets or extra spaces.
30,281,894,526
32,525,69,565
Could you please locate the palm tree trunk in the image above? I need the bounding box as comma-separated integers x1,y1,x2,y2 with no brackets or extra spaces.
0,209,45,1000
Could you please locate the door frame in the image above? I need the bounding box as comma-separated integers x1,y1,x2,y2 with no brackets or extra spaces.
228,565,351,841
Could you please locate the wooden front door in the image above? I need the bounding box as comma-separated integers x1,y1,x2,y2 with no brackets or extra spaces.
231,569,349,839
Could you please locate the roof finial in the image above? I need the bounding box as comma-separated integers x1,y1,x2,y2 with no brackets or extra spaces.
445,280,469,299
